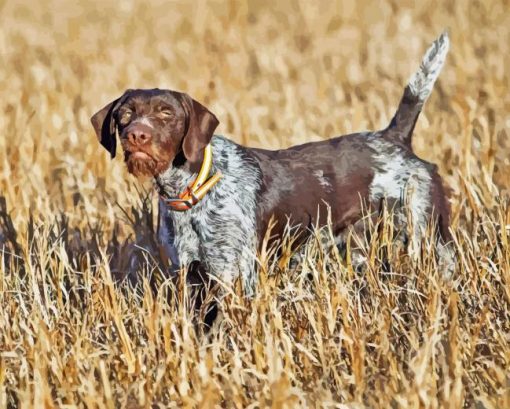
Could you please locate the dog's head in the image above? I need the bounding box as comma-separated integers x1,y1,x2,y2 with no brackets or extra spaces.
91,89,219,177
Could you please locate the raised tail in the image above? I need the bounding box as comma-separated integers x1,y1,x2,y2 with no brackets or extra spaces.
385,31,450,148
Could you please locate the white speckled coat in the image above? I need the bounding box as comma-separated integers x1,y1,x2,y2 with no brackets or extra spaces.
156,136,261,295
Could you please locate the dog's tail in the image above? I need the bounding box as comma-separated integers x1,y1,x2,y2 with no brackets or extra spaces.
384,31,449,148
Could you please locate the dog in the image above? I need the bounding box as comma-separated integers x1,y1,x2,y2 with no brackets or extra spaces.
91,32,454,296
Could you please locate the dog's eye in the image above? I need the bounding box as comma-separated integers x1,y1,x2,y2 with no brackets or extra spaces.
119,110,132,125
159,110,173,118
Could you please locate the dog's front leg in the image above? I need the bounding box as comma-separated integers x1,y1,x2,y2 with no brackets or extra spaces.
157,198,201,276
157,199,181,275
199,230,258,297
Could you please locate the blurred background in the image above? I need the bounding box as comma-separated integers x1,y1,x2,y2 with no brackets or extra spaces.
0,0,509,230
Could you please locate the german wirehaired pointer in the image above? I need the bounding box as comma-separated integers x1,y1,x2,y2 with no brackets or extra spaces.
92,32,454,295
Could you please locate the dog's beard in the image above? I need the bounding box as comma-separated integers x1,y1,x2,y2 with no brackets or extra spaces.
126,156,157,177
125,154,172,177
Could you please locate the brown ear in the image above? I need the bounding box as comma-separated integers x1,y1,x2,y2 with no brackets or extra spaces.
90,91,131,158
177,93,219,165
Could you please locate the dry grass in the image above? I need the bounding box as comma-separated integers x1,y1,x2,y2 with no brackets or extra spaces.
0,0,509,407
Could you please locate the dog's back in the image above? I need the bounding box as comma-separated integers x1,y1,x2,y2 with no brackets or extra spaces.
251,33,451,229
248,32,453,274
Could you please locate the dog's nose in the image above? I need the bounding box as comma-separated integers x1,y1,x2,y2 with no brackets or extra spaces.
127,129,152,146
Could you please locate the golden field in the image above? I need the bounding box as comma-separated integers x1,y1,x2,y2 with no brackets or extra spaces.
0,0,509,407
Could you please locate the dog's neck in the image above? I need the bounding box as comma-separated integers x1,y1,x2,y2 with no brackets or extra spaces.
155,135,262,213
155,136,221,199
154,156,197,198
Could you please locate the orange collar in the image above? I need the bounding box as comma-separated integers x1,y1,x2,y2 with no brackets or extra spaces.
161,145,222,211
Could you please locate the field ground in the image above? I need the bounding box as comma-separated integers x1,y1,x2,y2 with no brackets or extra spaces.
0,0,509,407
